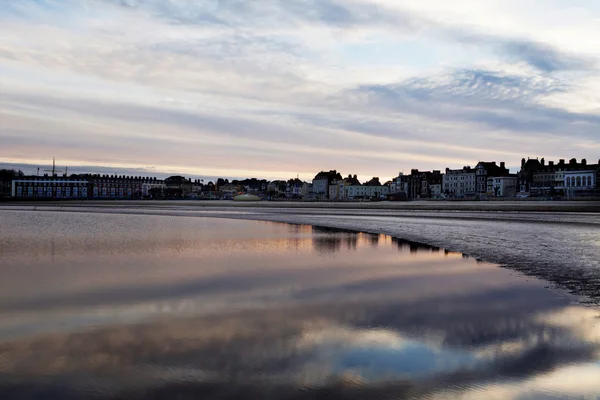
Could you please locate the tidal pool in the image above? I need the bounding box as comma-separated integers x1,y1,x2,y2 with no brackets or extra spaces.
0,210,599,399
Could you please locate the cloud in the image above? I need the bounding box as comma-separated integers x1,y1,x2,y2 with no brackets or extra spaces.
0,0,599,178
102,0,426,31
349,69,600,139
0,285,598,399
500,40,595,72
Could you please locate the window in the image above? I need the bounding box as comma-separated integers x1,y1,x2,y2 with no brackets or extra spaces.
577,176,582,187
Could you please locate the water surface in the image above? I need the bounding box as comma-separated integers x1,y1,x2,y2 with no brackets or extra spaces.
0,210,599,399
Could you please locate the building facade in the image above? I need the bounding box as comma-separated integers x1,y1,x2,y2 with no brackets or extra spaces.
346,184,389,200
443,167,476,196
286,178,304,197
12,179,89,199
475,161,509,194
520,158,599,196
486,176,518,197
312,170,342,200
11,175,161,199
564,170,597,191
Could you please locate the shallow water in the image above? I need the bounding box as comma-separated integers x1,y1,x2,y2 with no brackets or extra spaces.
0,210,599,399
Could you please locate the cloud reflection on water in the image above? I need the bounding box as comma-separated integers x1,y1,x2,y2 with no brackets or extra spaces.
0,212,599,399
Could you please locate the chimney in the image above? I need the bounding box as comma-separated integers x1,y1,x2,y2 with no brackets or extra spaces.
353,174,357,180
559,159,565,165
582,159,587,166
521,158,526,167
549,161,554,166
570,158,577,165
541,158,545,166
500,162,505,169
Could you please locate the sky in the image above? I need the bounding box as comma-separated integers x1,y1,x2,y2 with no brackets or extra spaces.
0,0,599,182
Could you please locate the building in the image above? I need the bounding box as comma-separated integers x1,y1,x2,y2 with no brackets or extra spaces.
362,177,390,199
564,169,596,189
443,166,476,196
487,176,518,197
430,181,442,198
142,181,166,197
220,183,241,194
563,159,599,197
267,180,287,195
286,178,305,197
518,158,543,195
531,160,565,195
475,161,510,194
78,175,156,199
11,174,160,199
1,169,24,197
163,176,193,197
312,170,342,200
346,182,390,200
328,174,360,201
390,173,408,195
12,178,89,199
300,182,314,200
403,170,427,199
423,170,443,198
519,157,599,197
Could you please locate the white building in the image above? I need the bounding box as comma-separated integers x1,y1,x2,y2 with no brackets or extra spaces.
486,176,518,197
142,182,166,197
346,184,389,200
564,170,596,190
443,167,476,196
430,182,442,198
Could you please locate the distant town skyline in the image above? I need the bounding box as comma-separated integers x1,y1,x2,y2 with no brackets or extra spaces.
2,155,597,186
1,1,599,179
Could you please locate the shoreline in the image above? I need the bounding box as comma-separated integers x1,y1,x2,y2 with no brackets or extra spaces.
2,199,600,212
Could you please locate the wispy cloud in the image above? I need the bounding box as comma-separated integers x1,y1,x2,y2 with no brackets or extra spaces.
0,0,598,179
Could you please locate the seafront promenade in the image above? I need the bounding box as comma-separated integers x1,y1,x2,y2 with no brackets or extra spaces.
3,199,600,213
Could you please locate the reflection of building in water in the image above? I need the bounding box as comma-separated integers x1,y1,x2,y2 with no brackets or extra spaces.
286,224,314,235
345,234,358,251
444,249,463,257
310,228,448,256
311,227,388,254
311,227,348,254
368,233,380,248
392,237,439,254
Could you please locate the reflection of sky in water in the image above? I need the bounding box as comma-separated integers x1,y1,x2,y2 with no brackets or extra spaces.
0,210,599,400
333,339,476,379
